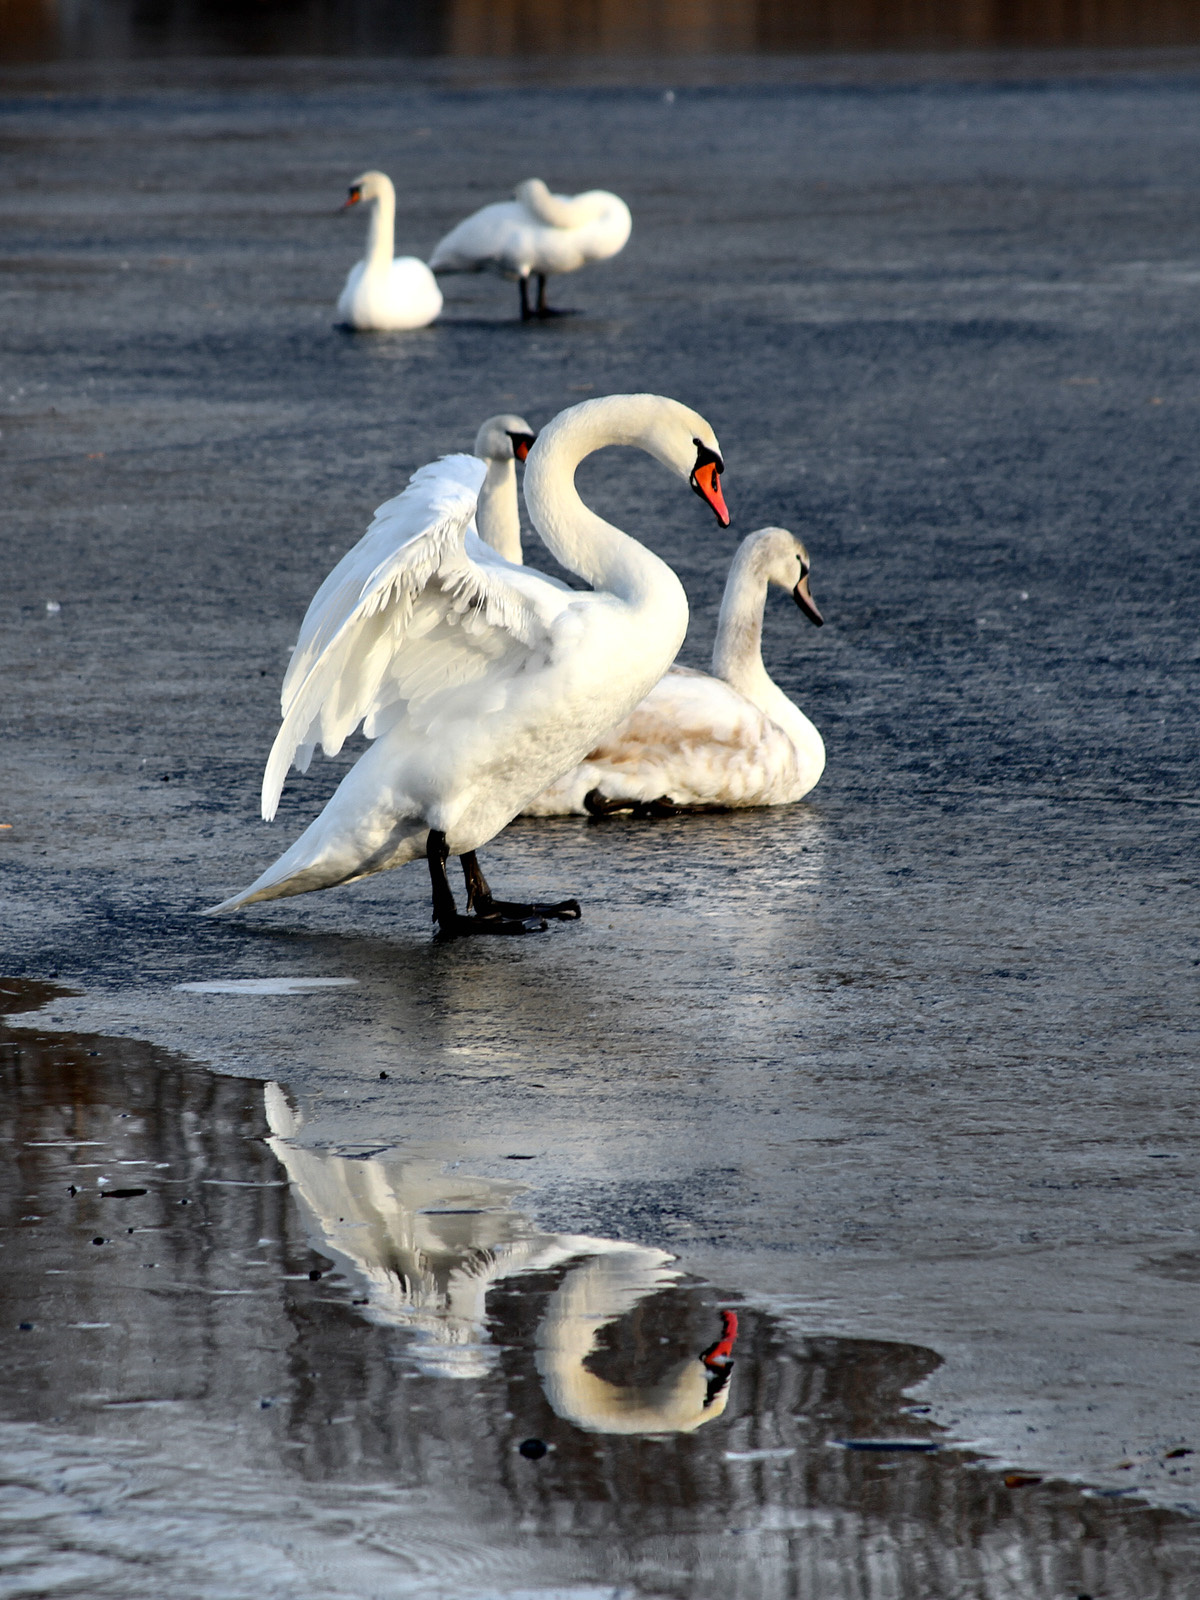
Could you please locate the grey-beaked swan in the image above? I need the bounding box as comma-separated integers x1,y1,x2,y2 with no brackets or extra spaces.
204,394,730,939
429,178,632,321
525,527,825,816
337,170,443,331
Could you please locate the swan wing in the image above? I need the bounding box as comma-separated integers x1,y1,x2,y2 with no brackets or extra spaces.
262,454,559,819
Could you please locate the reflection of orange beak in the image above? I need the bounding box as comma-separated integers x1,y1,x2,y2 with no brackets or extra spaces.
691,461,730,527
793,571,824,626
702,1309,739,1369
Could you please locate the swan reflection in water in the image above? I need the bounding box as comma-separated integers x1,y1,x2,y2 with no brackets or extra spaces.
265,1083,737,1435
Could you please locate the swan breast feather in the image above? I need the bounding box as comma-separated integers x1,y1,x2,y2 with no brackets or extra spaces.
261,454,562,819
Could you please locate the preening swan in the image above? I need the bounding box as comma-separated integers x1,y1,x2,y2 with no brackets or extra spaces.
525,527,825,816
265,1083,737,1429
204,393,731,938
429,178,632,320
473,412,536,562
336,170,443,331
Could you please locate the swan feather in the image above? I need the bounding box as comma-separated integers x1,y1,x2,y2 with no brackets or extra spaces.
262,455,558,820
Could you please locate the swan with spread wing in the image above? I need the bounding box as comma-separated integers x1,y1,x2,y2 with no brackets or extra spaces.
205,394,730,938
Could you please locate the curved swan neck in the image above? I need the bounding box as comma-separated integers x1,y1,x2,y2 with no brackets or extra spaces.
712,536,773,701
475,457,523,563
365,177,396,270
523,395,687,602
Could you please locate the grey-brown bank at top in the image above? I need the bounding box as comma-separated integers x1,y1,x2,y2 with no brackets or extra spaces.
2,981,1196,1600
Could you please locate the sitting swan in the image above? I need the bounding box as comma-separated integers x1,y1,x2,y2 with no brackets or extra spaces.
336,170,443,331
525,527,825,816
429,178,632,320
204,394,730,938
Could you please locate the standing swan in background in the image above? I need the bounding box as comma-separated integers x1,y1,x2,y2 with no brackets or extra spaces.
336,171,443,331
472,413,536,562
430,179,632,320
204,394,730,939
525,528,825,816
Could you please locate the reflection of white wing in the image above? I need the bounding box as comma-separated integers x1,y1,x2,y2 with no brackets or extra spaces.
261,455,561,820
263,1086,714,1415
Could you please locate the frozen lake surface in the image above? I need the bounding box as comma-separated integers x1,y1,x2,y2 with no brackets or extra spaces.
2,53,1199,1596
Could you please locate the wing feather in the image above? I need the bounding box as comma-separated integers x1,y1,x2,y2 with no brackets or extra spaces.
261,454,556,819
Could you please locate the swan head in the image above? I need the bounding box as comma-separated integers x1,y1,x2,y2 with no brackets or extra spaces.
747,526,824,626
473,413,536,464
342,170,393,210
514,177,550,209
542,393,730,526
633,395,730,527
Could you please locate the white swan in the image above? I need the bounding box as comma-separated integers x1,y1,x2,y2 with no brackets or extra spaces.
537,1258,738,1434
525,527,826,816
204,393,730,937
472,412,536,562
336,170,443,331
265,1083,738,1429
429,178,632,320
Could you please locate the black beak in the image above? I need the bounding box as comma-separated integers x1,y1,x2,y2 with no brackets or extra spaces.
793,571,824,626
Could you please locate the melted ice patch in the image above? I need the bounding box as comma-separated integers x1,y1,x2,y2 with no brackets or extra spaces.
175,978,358,995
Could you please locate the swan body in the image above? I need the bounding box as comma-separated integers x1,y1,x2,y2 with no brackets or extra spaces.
265,1084,736,1428
429,178,631,319
336,170,443,331
205,394,730,933
525,527,826,815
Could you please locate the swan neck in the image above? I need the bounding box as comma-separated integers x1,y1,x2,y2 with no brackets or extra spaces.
475,457,523,564
712,543,772,702
523,399,681,601
365,182,395,269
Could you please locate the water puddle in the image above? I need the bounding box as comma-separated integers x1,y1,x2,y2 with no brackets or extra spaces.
174,977,359,995
2,978,1197,1599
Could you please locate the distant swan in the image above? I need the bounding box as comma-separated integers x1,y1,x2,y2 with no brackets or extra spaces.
204,394,730,938
429,178,632,320
336,170,443,331
525,527,825,816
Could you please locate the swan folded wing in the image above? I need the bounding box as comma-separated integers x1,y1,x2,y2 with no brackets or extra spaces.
261,454,555,819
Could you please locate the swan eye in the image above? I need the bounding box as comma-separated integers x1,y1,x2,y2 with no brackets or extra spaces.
692,438,724,476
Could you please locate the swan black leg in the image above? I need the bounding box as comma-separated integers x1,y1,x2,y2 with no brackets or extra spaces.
519,276,533,321
583,788,723,819
531,273,576,319
427,831,548,941
461,849,581,923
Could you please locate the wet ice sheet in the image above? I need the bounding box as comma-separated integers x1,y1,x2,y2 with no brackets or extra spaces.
2,983,1197,1600
175,977,359,994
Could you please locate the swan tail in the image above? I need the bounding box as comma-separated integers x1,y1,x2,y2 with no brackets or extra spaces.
202,813,429,916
